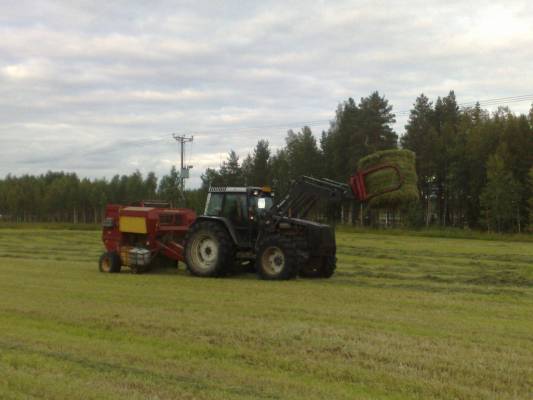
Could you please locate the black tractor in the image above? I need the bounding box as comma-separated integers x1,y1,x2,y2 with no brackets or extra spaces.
184,177,354,280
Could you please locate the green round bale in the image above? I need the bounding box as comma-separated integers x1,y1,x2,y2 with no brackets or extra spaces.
358,149,419,208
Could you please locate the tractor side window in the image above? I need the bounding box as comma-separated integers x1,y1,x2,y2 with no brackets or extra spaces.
206,193,224,216
222,194,247,223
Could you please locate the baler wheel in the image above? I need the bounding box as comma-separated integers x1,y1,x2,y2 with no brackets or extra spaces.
130,265,148,274
184,221,235,277
255,235,299,280
99,251,121,273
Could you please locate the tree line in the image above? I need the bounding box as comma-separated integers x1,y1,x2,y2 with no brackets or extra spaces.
0,170,186,223
201,91,533,232
1,91,533,232
402,93,533,231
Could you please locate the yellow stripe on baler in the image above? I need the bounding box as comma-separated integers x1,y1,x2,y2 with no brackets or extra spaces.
119,216,147,234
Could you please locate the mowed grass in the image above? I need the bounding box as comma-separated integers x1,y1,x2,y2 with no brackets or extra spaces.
0,229,532,400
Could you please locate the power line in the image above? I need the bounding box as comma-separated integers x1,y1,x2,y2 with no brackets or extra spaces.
186,93,533,131
396,94,533,116
80,93,533,145
17,93,532,167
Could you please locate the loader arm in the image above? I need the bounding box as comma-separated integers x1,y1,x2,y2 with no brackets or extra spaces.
271,164,404,219
271,176,354,219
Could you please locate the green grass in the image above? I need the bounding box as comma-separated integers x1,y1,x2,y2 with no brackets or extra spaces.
0,222,101,231
0,229,532,399
337,224,533,243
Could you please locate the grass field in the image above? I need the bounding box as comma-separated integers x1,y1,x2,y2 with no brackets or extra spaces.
0,228,532,399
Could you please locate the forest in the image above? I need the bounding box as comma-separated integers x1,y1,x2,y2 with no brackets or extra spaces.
1,91,533,232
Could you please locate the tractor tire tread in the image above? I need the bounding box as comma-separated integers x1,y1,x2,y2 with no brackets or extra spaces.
255,234,299,280
184,221,235,277
300,254,337,279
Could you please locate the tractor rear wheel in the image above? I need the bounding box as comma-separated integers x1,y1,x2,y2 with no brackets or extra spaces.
299,255,336,278
99,251,121,273
255,235,299,280
184,221,235,277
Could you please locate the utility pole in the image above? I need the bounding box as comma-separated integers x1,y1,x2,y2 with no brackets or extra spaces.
172,134,194,201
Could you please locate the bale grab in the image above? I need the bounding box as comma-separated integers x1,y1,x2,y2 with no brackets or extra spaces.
357,149,419,208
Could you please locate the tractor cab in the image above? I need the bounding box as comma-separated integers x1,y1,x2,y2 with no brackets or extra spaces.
204,186,273,219
203,186,274,246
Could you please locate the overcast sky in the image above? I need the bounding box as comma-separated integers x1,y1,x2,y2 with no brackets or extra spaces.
1,0,533,187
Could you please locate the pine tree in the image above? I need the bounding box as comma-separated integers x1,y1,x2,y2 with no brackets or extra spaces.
126,170,145,203
322,98,360,181
321,93,397,183
158,166,181,206
285,126,322,179
270,149,290,197
357,91,398,152
480,154,520,232
251,140,271,185
431,91,461,226
401,94,438,225
219,150,244,186
241,154,253,186
241,140,272,186
200,168,222,190
529,166,533,230
144,172,158,199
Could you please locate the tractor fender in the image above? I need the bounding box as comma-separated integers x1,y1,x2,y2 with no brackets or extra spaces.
190,216,240,245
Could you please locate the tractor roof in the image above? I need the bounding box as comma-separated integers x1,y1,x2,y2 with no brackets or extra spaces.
208,186,264,193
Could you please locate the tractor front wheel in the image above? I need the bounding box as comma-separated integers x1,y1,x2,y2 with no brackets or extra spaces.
184,221,235,277
255,236,299,280
320,255,336,278
299,255,336,278
99,251,121,273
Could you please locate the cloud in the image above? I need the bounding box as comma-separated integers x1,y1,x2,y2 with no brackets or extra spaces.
1,0,533,188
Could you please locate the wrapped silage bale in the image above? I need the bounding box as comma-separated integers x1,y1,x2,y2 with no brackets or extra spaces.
358,149,419,208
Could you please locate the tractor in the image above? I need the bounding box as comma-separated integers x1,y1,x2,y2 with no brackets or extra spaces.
184,165,402,280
